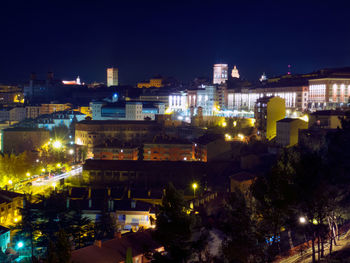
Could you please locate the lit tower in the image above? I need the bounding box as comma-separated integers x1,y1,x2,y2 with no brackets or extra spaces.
107,68,119,87
213,64,228,84
231,65,240,78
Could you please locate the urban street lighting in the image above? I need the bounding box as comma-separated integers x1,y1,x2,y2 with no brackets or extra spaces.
68,149,74,155
192,183,198,198
56,163,61,168
26,172,30,177
299,216,307,224
8,180,13,185
52,140,62,149
16,241,24,249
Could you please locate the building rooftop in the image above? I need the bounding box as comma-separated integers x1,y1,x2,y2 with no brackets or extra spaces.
71,230,162,263
277,118,302,123
230,171,257,182
77,120,158,126
311,110,346,116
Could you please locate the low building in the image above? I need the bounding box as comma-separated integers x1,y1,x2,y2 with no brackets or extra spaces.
75,120,161,149
137,78,164,88
36,110,86,130
93,141,139,160
115,199,156,232
40,103,72,115
82,159,207,188
0,226,10,253
71,230,164,263
90,101,165,121
1,127,50,153
0,190,24,227
0,107,26,123
309,110,344,129
276,118,308,147
25,105,41,119
193,134,231,162
143,137,193,161
255,96,285,140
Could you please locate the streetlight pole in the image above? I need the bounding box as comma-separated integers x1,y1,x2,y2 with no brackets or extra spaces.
192,183,198,198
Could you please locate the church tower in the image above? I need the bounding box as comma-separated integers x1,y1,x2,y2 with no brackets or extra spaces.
231,65,240,78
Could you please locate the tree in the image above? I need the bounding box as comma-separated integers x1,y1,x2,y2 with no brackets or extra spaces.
153,183,198,262
221,189,265,263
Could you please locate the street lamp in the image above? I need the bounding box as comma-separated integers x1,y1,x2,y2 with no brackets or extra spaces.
52,140,62,149
56,163,61,168
16,241,24,249
26,172,30,177
299,216,307,224
192,183,198,198
8,180,13,185
52,182,56,190
68,149,74,155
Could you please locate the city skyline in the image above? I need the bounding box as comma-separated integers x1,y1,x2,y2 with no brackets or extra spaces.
1,0,350,85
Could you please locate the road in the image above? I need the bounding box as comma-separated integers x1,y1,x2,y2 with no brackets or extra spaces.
27,165,82,195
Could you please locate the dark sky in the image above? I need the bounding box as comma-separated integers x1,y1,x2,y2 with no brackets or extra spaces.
1,0,350,85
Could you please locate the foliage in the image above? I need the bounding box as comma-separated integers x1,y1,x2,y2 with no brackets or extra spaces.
153,183,199,262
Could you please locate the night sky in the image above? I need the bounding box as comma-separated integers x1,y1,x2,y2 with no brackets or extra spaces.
1,0,350,85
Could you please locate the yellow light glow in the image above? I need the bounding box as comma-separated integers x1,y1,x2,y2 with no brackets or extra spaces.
56,163,61,168
249,118,256,126
26,172,30,177
52,140,62,149
8,180,12,185
222,122,227,127
233,121,237,127
164,107,173,115
238,134,244,141
14,218,18,223
41,168,46,172
68,149,74,155
299,114,309,122
225,134,232,141
52,182,56,188
192,183,198,190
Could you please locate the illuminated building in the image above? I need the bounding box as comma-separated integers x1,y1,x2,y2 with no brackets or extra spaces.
260,73,267,82
93,142,139,160
62,76,81,85
107,68,119,87
0,226,10,252
0,107,26,123
115,200,156,232
75,120,161,149
90,101,165,121
0,190,24,228
25,105,41,119
168,91,188,113
227,85,308,112
36,110,86,130
231,65,240,78
137,78,164,88
213,64,228,84
143,137,193,161
40,103,72,115
254,96,285,140
308,78,350,110
276,118,308,147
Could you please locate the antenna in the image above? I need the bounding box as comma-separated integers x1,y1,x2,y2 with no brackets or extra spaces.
287,64,291,75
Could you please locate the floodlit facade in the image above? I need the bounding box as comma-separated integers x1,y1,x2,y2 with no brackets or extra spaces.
255,96,285,140
107,68,119,87
231,65,240,78
308,78,350,110
213,64,228,84
227,86,308,112
137,78,164,88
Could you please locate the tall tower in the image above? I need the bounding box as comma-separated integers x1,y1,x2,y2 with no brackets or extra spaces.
213,64,228,84
231,65,240,78
107,68,119,87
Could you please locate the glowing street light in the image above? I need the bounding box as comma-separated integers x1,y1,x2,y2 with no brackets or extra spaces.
299,216,307,224
56,163,61,168
52,182,56,190
52,140,62,149
16,241,24,249
26,172,30,177
192,183,198,198
68,149,74,155
222,122,227,127
8,180,13,185
41,168,46,173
